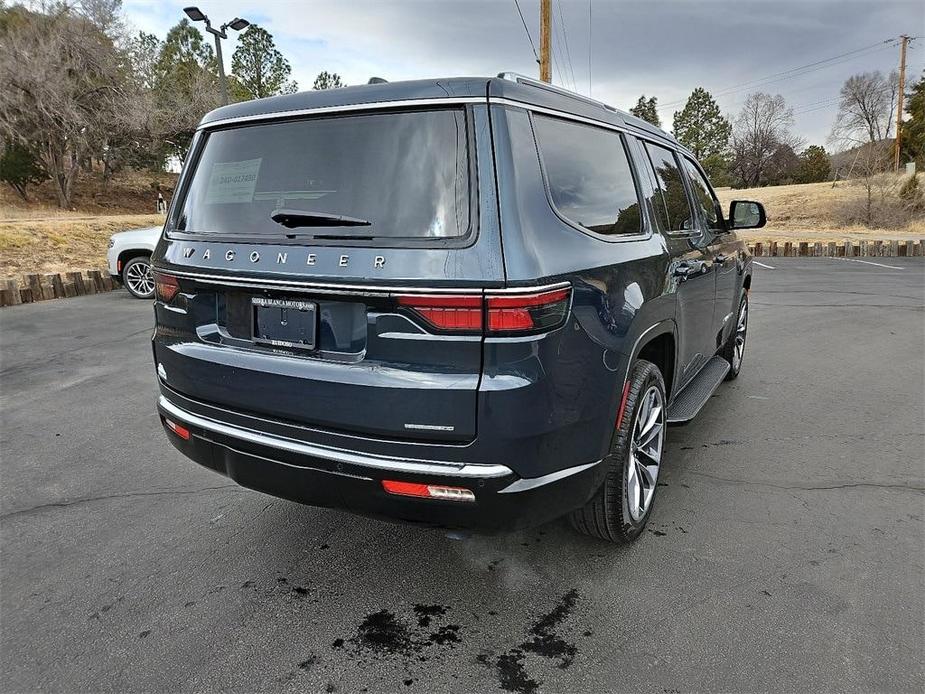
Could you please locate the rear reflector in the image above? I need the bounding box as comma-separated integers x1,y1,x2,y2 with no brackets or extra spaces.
164,417,190,440
396,286,571,335
382,480,475,502
154,271,180,303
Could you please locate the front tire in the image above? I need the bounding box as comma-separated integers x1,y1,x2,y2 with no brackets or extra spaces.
569,359,667,543
720,293,748,380
122,256,154,299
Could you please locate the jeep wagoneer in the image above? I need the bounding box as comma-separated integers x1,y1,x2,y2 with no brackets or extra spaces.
152,74,765,543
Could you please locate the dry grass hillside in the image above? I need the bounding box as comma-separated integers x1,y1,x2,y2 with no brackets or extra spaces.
0,169,177,219
0,170,175,276
716,177,925,240
2,171,923,278
0,214,165,276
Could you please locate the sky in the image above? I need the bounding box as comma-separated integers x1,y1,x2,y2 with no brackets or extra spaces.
121,0,924,147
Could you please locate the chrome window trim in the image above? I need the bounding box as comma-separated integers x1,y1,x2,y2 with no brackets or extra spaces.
197,97,488,130
491,97,688,156
159,396,513,479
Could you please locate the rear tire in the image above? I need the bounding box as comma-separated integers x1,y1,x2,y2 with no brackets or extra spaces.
720,293,748,380
569,359,666,543
122,256,154,299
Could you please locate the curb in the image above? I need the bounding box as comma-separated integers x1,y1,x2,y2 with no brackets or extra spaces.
1,238,922,307
0,269,116,307
746,239,925,257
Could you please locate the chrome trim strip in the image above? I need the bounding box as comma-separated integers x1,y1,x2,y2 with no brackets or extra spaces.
484,281,570,294
155,267,570,297
158,396,513,479
198,97,488,130
498,460,601,493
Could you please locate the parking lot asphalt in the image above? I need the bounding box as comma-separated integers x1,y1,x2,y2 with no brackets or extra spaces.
1,257,923,694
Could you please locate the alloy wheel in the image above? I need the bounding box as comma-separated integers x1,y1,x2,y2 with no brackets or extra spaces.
627,385,665,521
125,261,154,297
732,300,748,371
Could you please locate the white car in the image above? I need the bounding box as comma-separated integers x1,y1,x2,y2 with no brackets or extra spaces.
107,226,162,299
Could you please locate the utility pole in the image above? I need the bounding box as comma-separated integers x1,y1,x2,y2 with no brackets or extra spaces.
539,0,551,83
894,34,909,172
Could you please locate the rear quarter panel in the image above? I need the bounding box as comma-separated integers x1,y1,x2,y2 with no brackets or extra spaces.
485,105,677,475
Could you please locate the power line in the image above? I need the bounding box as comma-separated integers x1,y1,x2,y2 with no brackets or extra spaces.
587,0,592,97
512,0,539,64
660,38,899,108
555,0,578,93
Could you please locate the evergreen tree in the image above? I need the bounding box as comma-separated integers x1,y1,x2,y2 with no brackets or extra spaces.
629,95,660,127
0,140,47,200
672,87,731,161
795,145,830,183
902,73,925,166
313,71,345,90
152,19,221,161
231,25,297,100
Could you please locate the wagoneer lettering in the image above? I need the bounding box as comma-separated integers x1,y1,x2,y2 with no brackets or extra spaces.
152,73,764,543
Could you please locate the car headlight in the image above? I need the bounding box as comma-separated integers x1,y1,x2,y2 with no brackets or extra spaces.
108,237,115,249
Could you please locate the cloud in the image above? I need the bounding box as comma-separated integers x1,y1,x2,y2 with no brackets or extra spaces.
121,0,922,146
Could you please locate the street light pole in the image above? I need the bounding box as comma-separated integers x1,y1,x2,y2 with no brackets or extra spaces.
183,7,250,106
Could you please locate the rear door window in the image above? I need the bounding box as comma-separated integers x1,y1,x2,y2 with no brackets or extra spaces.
172,109,472,244
644,143,695,233
533,115,642,236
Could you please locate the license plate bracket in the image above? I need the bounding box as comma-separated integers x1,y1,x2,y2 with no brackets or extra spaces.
252,297,317,351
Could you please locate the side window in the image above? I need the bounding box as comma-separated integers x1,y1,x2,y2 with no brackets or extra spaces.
533,115,642,236
682,157,724,233
644,143,695,233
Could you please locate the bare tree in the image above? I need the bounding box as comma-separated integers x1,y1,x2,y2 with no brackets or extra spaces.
832,71,898,144
730,92,801,187
0,5,131,207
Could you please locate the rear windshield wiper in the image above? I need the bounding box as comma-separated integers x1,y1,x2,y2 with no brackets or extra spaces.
270,208,371,229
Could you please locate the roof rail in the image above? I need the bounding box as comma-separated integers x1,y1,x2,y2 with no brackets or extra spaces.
497,72,618,113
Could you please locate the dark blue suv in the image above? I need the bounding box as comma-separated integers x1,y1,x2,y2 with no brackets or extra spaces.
151,74,766,543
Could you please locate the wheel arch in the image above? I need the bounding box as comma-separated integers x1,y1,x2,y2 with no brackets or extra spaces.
622,318,678,401
118,248,152,273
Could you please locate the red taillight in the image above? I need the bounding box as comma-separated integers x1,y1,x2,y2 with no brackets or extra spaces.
397,294,483,331
487,288,571,334
381,480,475,502
396,286,571,335
164,417,190,440
154,271,180,303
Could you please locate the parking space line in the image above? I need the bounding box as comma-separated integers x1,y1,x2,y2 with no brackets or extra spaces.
753,261,775,269
827,257,904,270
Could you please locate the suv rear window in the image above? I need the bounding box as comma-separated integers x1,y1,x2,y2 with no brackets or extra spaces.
173,109,472,243
533,115,641,236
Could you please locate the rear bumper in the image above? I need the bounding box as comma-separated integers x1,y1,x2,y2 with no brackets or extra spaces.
157,395,604,532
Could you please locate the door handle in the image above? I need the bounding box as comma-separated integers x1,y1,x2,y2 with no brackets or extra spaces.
673,261,705,280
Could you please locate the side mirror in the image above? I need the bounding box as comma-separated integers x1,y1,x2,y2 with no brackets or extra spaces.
728,200,766,229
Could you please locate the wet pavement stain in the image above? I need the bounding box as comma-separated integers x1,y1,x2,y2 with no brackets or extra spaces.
479,589,583,693
356,609,413,654
328,603,461,681
412,604,447,628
